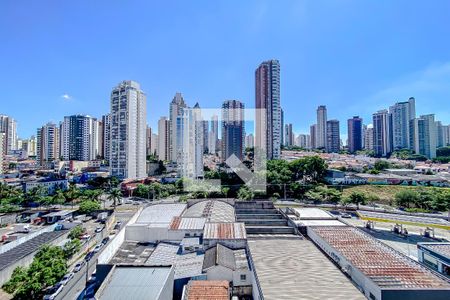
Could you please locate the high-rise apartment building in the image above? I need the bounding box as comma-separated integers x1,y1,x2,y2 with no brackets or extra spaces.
443,125,450,147
209,115,219,155
36,122,60,166
61,115,99,161
389,98,416,150
151,133,158,156
347,116,363,153
284,123,293,147
222,100,245,162
146,126,152,156
102,114,111,162
0,114,18,154
169,92,187,162
255,59,281,159
436,121,445,148
245,134,254,149
326,119,340,153
0,133,4,174
373,110,392,157
363,125,374,150
316,105,327,149
410,114,437,159
158,116,170,161
110,80,146,180
310,124,317,149
296,134,311,149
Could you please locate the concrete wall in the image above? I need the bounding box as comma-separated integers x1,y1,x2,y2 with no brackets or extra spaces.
0,230,68,286
97,207,142,264
156,266,175,300
206,265,233,282
0,224,56,255
203,239,246,250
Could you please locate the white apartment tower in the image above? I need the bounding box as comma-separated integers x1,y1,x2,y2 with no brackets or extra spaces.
36,123,60,166
158,116,170,161
316,105,327,149
389,98,416,150
373,110,391,157
410,114,437,159
0,114,18,154
169,92,187,162
61,115,100,161
110,80,146,180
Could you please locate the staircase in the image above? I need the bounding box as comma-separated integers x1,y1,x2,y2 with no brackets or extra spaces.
235,201,295,234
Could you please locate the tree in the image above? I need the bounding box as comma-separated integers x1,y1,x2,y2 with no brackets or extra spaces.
78,200,100,214
52,189,66,206
68,226,84,239
237,186,254,200
81,189,102,202
62,238,82,259
374,160,391,171
221,187,230,198
107,188,122,208
394,189,419,208
345,191,367,209
289,156,328,183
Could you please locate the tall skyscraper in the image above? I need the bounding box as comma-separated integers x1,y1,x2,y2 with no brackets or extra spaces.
326,119,340,153
202,120,209,154
389,98,416,150
373,110,392,157
110,80,146,179
146,126,152,156
436,121,445,148
284,123,293,147
281,108,284,147
0,114,18,154
222,100,245,162
245,134,254,149
316,105,327,149
347,116,363,153
158,116,170,161
410,114,437,159
61,115,99,161
310,124,317,149
443,125,450,147
0,133,4,174
151,133,159,156
169,92,187,162
36,122,60,166
363,124,374,150
101,114,111,162
209,115,219,154
255,59,281,159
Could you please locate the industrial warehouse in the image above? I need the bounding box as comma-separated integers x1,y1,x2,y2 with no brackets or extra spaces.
62,199,450,300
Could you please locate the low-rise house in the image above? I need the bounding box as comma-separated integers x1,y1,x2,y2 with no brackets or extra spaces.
181,280,230,300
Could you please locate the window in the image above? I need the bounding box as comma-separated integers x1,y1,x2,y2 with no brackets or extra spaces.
240,274,246,281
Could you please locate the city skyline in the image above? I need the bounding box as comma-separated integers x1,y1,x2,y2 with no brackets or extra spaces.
2,1,450,139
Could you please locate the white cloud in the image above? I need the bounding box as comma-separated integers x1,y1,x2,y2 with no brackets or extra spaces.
61,93,72,100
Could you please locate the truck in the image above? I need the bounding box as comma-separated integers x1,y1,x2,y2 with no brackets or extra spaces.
14,224,31,233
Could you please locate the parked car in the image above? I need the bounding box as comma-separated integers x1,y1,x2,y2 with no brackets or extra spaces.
81,234,91,240
60,272,74,285
73,261,85,273
341,213,352,218
113,221,122,230
84,252,94,261
94,227,104,233
43,283,63,300
92,244,102,253
101,237,110,245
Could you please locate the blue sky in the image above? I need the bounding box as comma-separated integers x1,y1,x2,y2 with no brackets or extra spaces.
2,0,450,140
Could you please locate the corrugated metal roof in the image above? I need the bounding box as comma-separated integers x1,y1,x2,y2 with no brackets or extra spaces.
146,243,179,266
203,244,249,271
136,203,186,226
99,266,173,300
169,217,206,230
185,280,229,300
421,242,450,258
203,222,247,240
183,200,235,222
248,235,365,300
175,253,204,280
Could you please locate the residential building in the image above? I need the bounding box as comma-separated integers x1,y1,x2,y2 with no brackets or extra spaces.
0,133,3,174
444,125,450,146
347,116,363,153
281,108,284,146
202,120,209,154
284,123,293,147
146,126,152,156
310,124,317,149
373,110,391,157
326,119,340,153
222,100,245,162
436,121,445,148
36,122,60,166
316,105,327,149
255,59,281,159
158,116,170,161
110,80,147,180
364,124,374,150
245,134,254,149
209,115,219,155
169,92,187,162
21,135,37,157
0,114,18,154
410,114,437,159
295,134,311,149
151,133,158,156
61,115,99,161
102,114,111,162
389,98,416,150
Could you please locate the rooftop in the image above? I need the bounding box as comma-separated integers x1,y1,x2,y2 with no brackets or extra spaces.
175,252,205,280
109,241,155,265
42,210,74,217
419,242,450,259
311,226,450,289
169,217,206,231
183,280,229,300
136,203,186,226
146,243,179,266
248,235,365,300
295,219,346,227
183,200,235,222
203,244,248,271
293,207,335,220
203,222,247,240
98,266,173,300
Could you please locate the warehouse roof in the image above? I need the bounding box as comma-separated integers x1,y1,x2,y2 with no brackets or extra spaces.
203,222,247,240
174,252,205,280
183,280,229,300
146,243,179,266
295,219,346,227
248,235,365,300
136,203,186,226
183,200,235,222
311,226,450,289
98,266,173,300
203,244,249,271
169,217,206,230
293,207,335,220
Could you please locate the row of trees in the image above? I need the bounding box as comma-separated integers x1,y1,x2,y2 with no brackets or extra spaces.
394,188,450,214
